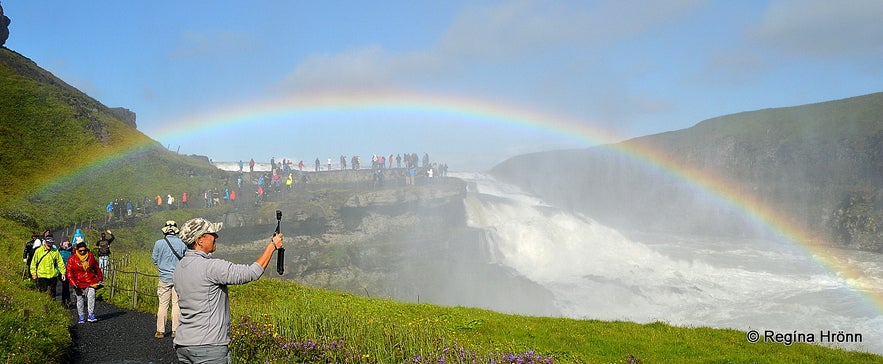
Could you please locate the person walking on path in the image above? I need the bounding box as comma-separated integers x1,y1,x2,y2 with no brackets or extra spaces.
152,220,187,339
73,229,86,245
30,234,66,299
173,217,284,363
58,238,74,307
67,242,103,323
22,233,39,279
96,230,115,272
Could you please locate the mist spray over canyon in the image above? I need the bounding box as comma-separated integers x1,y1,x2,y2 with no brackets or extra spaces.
210,95,882,355
215,166,883,354
455,172,883,354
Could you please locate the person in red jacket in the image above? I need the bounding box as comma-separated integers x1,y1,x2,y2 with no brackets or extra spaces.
67,242,103,323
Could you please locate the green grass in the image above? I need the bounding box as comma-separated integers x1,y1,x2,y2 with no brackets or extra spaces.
92,247,883,363
6,239,883,363
0,48,223,362
0,219,71,363
225,277,883,363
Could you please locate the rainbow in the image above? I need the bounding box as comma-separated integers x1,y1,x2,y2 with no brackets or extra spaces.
154,89,606,150
42,89,883,313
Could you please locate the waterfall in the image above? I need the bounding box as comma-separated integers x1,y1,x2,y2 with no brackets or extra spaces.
454,172,883,354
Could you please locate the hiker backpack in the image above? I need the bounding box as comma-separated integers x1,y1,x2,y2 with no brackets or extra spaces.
97,240,110,256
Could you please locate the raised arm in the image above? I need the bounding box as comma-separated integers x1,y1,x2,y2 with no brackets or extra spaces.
255,233,283,269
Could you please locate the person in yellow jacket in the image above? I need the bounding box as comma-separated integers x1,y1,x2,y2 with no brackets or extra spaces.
30,234,66,299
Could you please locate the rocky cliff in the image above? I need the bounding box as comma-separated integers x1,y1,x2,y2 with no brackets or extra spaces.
492,92,883,251
109,107,137,129
216,174,558,316
0,3,10,47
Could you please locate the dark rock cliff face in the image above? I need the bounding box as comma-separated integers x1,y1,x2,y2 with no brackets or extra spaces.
1,4,10,47
217,175,558,316
109,107,137,129
492,93,883,251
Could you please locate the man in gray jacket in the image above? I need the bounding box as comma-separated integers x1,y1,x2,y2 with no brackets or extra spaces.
173,217,284,363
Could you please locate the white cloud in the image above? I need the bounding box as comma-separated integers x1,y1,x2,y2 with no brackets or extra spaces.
696,49,768,87
281,0,704,94
170,30,260,58
435,0,704,59
749,0,883,60
283,45,443,91
435,1,587,60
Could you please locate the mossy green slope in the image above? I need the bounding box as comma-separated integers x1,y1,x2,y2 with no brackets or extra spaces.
0,47,219,229
0,47,220,362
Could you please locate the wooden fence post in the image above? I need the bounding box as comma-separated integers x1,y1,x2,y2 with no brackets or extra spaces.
110,263,116,300
132,268,138,309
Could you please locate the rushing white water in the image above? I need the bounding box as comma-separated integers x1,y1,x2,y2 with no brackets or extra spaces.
454,172,883,354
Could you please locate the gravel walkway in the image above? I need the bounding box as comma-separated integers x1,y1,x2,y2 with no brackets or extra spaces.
68,299,179,364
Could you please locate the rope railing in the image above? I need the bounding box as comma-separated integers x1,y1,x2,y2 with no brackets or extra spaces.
102,254,161,310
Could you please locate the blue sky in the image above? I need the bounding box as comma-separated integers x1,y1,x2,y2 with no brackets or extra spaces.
3,1,882,171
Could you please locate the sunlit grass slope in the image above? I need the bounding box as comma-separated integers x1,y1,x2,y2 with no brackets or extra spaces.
0,219,71,363
0,48,221,228
225,278,883,363
0,47,220,362
96,248,883,363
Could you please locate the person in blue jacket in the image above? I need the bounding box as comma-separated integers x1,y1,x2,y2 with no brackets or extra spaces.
152,221,186,338
73,229,86,245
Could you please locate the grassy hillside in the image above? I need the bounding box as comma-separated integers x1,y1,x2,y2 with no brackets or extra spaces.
633,94,883,247
0,219,71,363
105,252,883,363
640,93,883,187
0,47,222,362
0,48,221,229
1,47,881,362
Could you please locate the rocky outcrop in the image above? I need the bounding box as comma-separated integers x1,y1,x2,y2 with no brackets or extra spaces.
217,176,559,316
492,92,883,251
1,4,10,47
109,107,137,129
0,48,139,143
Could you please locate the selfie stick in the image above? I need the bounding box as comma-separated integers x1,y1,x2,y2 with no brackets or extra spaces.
275,210,285,275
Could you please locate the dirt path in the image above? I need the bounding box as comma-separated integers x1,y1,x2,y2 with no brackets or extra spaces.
68,299,178,363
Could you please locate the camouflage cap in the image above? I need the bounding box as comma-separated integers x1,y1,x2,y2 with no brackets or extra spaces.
161,220,180,235
179,217,223,244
